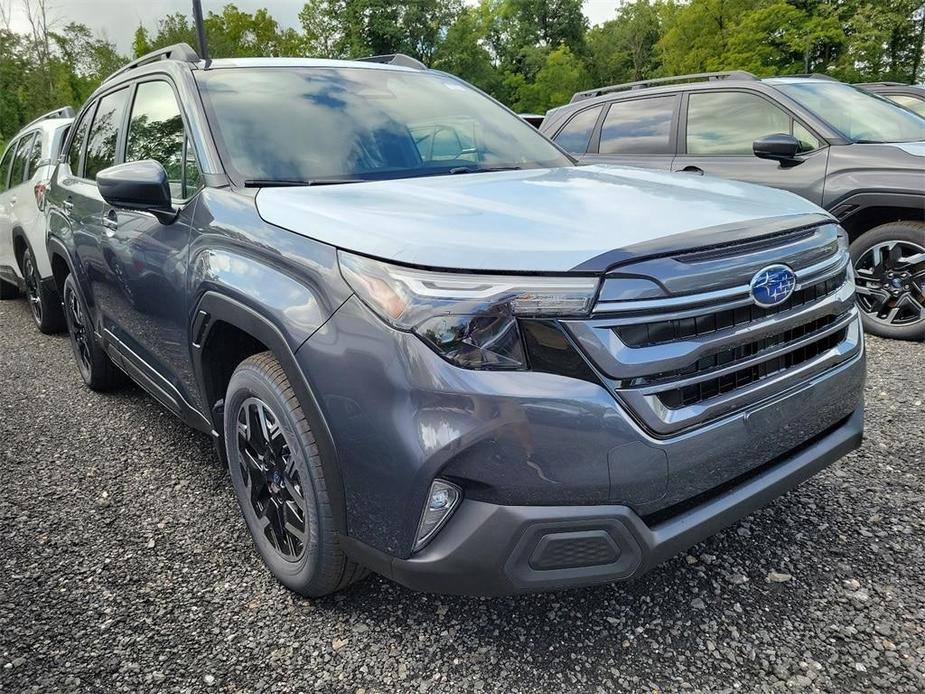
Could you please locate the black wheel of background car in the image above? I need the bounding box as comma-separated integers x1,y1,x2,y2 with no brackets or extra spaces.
224,352,367,597
22,247,65,334
850,222,925,341
61,273,124,390
0,277,18,299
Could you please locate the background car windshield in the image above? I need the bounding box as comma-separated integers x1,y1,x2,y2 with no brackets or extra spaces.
775,81,925,143
197,67,573,182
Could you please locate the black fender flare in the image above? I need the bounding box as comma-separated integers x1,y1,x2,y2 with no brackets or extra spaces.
827,190,925,225
191,290,348,535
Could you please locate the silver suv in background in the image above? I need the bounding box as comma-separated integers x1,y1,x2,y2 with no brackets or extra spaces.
541,73,925,341
0,107,75,333
858,82,925,116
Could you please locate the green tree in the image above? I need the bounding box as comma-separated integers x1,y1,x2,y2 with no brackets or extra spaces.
512,44,589,112
586,0,663,86
432,8,502,94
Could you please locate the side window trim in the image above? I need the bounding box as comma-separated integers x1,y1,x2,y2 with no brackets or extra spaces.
590,93,681,155
680,88,826,156
127,75,202,205
24,130,43,180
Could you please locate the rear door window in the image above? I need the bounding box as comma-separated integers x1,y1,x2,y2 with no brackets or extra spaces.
599,96,677,155
888,94,925,117
552,106,602,154
9,133,34,187
85,87,131,180
68,106,94,176
26,131,43,178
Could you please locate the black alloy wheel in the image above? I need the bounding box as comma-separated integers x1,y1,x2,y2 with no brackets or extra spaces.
23,249,43,326
236,396,308,561
852,224,925,341
63,276,93,380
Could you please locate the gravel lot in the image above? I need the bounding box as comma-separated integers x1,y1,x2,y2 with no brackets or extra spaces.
1,296,923,694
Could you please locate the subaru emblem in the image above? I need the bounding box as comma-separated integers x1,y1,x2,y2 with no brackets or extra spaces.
750,264,796,307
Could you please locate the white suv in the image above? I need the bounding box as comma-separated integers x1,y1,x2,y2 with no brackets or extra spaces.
0,107,75,332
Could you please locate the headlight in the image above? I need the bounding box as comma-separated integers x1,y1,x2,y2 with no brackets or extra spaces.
836,225,849,254
338,251,599,370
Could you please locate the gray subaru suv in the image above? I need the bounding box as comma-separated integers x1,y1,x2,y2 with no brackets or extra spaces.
542,72,925,341
46,46,864,597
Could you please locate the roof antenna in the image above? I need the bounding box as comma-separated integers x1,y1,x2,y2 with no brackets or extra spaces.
192,0,210,63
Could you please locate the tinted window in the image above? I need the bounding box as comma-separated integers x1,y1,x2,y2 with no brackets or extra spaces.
600,97,675,155
888,94,925,117
10,133,34,187
687,92,790,155
26,132,43,177
183,137,202,196
127,80,187,198
0,142,15,192
774,81,925,143
68,107,94,175
553,106,602,154
85,88,130,180
196,67,572,182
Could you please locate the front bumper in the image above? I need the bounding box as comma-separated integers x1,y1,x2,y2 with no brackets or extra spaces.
344,404,863,595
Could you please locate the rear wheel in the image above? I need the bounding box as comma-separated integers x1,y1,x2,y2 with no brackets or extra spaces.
850,221,925,341
61,273,123,390
23,247,65,334
224,352,367,597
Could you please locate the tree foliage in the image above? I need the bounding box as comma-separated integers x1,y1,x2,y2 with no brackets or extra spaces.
2,0,923,147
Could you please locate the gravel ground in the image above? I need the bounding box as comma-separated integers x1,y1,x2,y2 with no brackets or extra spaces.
1,296,923,694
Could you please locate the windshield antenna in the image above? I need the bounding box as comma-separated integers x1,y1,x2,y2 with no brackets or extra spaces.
192,0,210,64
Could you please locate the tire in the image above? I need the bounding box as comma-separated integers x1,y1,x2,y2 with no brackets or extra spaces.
850,221,925,341
0,277,18,299
61,273,124,390
22,247,65,334
224,352,367,597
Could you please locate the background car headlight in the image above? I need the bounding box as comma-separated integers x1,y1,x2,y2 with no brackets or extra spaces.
339,251,599,370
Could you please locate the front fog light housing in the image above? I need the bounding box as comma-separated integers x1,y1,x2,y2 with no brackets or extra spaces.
414,479,462,551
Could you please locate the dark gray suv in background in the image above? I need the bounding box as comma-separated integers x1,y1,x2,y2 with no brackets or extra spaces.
46,45,864,597
542,73,925,341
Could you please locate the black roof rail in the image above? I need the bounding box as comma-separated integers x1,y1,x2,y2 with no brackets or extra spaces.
102,42,200,85
570,70,758,102
22,106,76,130
856,81,908,87
356,53,426,70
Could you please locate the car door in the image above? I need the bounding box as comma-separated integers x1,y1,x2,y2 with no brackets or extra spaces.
0,138,20,278
581,94,680,171
100,77,203,412
672,89,829,204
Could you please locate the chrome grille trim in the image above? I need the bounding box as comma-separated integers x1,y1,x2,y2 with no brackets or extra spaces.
592,253,848,316
564,243,860,437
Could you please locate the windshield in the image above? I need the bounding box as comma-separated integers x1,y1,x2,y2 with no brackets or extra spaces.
774,80,925,143
196,66,572,183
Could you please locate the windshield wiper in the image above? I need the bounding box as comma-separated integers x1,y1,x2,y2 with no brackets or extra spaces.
447,165,523,175
244,178,364,187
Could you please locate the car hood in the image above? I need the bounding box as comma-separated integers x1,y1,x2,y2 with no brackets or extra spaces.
255,164,830,273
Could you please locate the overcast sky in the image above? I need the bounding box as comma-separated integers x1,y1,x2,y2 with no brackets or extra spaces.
6,0,623,53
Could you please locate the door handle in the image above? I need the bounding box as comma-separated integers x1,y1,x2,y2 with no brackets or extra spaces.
62,198,74,213
9,196,16,205
103,209,119,235
674,166,704,175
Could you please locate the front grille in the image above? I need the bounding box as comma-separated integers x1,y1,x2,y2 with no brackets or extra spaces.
658,325,849,409
563,227,861,436
615,269,846,347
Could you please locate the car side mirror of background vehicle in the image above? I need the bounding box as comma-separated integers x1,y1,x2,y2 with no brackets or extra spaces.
753,134,804,167
97,160,178,224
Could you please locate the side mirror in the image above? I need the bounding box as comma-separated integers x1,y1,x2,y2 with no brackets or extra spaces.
753,133,803,167
97,160,177,224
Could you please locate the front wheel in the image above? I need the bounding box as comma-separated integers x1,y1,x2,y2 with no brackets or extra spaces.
23,247,65,334
850,221,925,341
224,352,367,597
